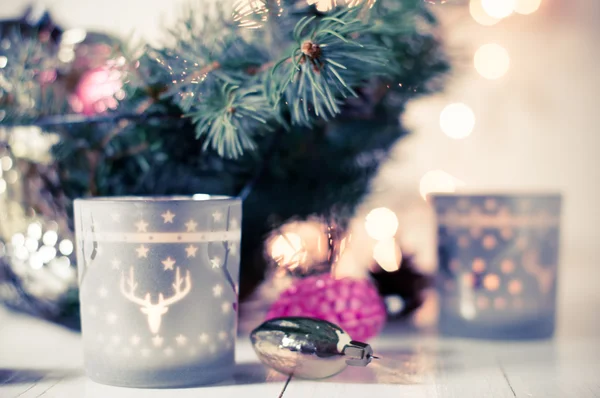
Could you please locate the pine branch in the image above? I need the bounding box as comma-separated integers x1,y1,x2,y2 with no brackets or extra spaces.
268,8,387,126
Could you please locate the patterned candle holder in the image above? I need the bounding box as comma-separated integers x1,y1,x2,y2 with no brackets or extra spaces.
433,194,561,340
74,195,242,387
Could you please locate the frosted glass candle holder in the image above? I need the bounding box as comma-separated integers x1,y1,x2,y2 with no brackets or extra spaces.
433,194,561,340
74,196,242,387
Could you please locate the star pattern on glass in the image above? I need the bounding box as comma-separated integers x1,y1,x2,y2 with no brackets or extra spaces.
221,302,231,314
105,312,118,325
152,335,164,347
111,213,121,222
229,218,239,230
185,219,198,232
213,284,223,298
98,286,109,298
199,333,209,344
210,257,222,269
136,244,149,258
161,210,175,224
218,331,227,341
135,219,149,232
229,243,238,256
175,334,188,346
212,210,223,222
162,257,176,271
111,258,121,270
185,245,198,258
130,335,141,346
164,347,174,357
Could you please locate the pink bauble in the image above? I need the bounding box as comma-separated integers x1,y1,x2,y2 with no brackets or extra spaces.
70,66,122,115
266,274,387,341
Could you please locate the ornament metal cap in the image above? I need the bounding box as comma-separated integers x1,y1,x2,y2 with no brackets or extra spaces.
342,340,375,367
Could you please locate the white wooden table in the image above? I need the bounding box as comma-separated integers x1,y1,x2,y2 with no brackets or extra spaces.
1,301,599,398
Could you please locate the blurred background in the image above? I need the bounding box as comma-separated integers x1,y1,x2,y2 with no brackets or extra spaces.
0,0,598,336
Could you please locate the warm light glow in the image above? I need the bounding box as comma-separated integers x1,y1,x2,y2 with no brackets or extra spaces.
483,235,497,250
483,274,500,291
419,170,463,201
494,297,507,309
440,103,475,139
27,223,43,240
308,0,336,11
474,43,510,80
270,233,306,269
385,295,405,316
365,207,399,241
59,239,74,256
514,0,541,14
508,279,523,295
42,231,58,246
469,0,500,26
472,258,486,273
61,28,87,45
481,0,515,19
373,238,402,272
0,156,13,171
232,0,269,29
501,259,515,274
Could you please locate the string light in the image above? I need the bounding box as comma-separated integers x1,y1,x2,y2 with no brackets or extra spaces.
364,207,399,241
481,0,515,19
513,0,542,15
469,0,499,26
474,43,510,80
440,103,475,139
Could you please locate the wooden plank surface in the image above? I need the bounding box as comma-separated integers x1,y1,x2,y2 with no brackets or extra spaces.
3,304,600,398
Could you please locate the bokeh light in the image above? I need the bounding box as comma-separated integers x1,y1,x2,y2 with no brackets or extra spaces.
270,232,306,269
385,295,405,316
474,43,510,80
481,0,515,19
469,0,500,26
59,239,74,256
232,0,269,29
373,238,402,272
419,170,463,201
514,0,542,14
440,103,475,139
365,207,399,241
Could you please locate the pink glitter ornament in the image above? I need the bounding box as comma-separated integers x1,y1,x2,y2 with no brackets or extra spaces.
70,66,122,115
266,274,387,341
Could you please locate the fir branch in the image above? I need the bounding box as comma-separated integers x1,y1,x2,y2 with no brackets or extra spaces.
189,84,272,159
269,8,387,126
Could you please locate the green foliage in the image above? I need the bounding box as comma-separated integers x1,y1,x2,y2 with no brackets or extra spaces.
1,0,449,293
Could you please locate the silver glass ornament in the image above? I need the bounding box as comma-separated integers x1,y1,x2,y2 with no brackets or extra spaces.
250,317,376,379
